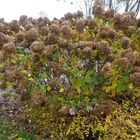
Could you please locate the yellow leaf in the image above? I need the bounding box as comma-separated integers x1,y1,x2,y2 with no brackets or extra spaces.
28,74,32,77
28,77,34,81
47,86,52,91
111,89,116,97
17,138,23,140
59,88,64,93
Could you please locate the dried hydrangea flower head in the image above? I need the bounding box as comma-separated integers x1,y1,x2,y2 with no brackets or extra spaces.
76,20,85,32
0,23,5,32
2,42,16,54
40,26,49,36
104,9,115,19
64,12,73,20
61,25,72,39
16,31,25,42
26,28,39,42
86,19,97,29
92,0,104,17
9,20,20,32
96,40,110,53
49,23,61,35
76,10,84,18
19,15,28,25
121,36,130,49
137,18,140,28
30,41,45,53
107,29,116,38
61,20,72,27
57,37,68,48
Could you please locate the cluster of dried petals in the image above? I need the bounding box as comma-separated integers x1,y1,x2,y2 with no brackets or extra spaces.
61,25,72,39
96,40,110,53
49,24,60,35
0,23,5,32
61,20,72,27
31,92,45,106
117,57,131,69
9,20,20,32
121,36,130,49
19,15,28,25
0,50,5,61
104,9,115,19
42,45,54,57
26,28,39,42
57,37,68,48
76,20,85,32
46,33,58,44
86,19,97,29
92,0,104,17
76,10,84,18
0,32,8,44
106,53,115,62
40,26,49,36
64,12,73,20
16,31,25,42
107,29,116,38
2,42,16,54
30,41,44,53
137,18,140,28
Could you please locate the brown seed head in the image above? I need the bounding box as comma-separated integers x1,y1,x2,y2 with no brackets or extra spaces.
30,41,44,53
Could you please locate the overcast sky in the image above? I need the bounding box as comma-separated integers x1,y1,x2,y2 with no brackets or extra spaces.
0,0,79,22
0,0,139,22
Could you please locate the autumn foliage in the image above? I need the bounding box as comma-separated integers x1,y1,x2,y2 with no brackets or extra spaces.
0,2,140,139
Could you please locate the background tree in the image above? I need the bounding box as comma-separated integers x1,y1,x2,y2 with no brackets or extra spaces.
58,0,140,17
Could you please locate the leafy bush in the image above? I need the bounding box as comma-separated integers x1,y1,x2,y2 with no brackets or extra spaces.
0,4,140,139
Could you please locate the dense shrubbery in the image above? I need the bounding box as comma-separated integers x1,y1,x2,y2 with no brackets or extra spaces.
0,2,140,139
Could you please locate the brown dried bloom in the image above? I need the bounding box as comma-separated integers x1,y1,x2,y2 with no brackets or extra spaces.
137,28,140,36
2,42,16,54
0,50,5,61
24,23,34,30
118,58,131,69
30,41,44,53
42,45,54,57
57,37,68,48
97,40,110,53
134,56,140,66
0,23,5,32
104,9,115,18
59,105,69,115
121,36,130,49
76,10,84,18
86,19,97,29
19,15,28,24
61,25,72,38
107,29,116,38
121,13,132,26
9,20,20,32
64,12,73,20
130,73,140,86
92,0,104,17
46,33,58,44
137,18,140,28
40,26,49,36
106,53,115,62
0,32,8,44
16,31,25,42
61,20,72,27
76,20,85,32
31,92,45,106
26,28,39,42
121,48,133,57
49,24,60,35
